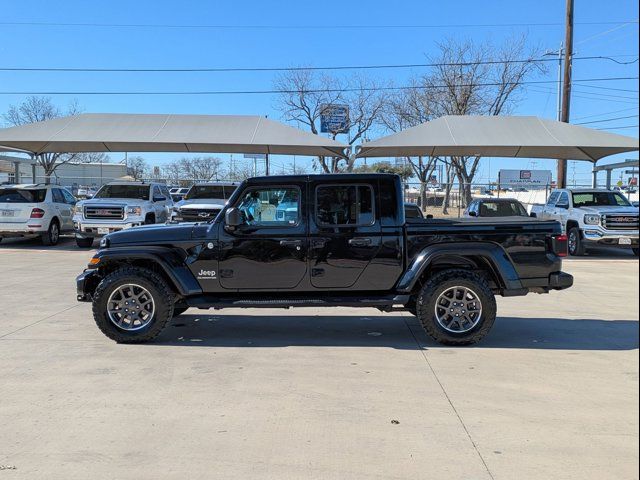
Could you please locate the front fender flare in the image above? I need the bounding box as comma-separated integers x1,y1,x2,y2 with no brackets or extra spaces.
91,246,202,296
396,242,523,293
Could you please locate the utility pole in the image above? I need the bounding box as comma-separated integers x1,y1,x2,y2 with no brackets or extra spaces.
558,0,574,188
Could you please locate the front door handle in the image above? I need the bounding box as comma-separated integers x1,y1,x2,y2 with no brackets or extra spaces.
348,237,372,247
280,239,302,248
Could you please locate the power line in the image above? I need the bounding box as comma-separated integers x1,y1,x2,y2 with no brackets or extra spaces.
576,83,639,93
1,55,637,73
1,76,636,96
571,106,639,121
575,114,639,125
571,87,639,100
0,20,638,30
575,19,639,46
595,125,639,130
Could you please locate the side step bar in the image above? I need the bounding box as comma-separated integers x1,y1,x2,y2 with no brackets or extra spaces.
186,294,410,310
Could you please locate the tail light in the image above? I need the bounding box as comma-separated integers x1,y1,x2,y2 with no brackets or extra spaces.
30,208,45,218
551,233,568,257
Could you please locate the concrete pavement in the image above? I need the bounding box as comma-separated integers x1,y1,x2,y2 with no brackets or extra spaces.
0,237,638,479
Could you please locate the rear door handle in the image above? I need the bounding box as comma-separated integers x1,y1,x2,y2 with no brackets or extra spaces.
348,237,372,247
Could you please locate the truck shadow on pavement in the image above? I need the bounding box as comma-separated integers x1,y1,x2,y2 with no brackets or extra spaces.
151,314,639,351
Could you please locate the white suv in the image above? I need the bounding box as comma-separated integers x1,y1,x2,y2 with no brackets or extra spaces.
0,184,76,246
73,181,173,247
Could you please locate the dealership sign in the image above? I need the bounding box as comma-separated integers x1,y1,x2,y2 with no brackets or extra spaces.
320,104,349,134
498,169,552,187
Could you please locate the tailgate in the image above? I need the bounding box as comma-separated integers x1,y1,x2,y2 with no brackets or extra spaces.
0,202,36,223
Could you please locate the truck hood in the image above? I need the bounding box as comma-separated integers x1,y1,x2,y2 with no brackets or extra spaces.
175,199,226,209
106,222,209,245
580,206,639,214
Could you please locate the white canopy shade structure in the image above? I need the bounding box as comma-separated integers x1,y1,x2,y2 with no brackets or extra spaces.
0,113,348,158
357,115,639,162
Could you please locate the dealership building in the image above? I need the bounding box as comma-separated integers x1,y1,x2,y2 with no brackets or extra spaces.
0,155,127,188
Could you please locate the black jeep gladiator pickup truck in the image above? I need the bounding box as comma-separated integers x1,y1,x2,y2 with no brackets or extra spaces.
76,174,573,345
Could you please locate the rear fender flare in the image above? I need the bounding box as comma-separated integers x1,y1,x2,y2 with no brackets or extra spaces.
396,242,522,293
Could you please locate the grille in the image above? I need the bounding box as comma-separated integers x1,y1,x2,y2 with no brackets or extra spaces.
84,205,124,220
179,207,221,222
602,214,639,231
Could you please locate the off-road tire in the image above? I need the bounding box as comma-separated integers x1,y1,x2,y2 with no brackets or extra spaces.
75,236,94,248
92,266,175,343
568,227,586,256
41,219,60,246
416,269,497,346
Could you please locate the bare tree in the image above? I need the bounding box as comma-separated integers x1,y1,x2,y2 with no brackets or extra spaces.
127,156,148,180
380,86,440,209
3,96,108,183
179,156,224,181
423,36,545,206
274,70,384,173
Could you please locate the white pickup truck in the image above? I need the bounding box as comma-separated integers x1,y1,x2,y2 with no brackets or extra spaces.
530,188,639,256
73,181,173,248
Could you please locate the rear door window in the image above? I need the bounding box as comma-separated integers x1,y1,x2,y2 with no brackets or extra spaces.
316,185,375,226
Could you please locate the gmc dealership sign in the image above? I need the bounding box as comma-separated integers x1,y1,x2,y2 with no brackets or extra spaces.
498,169,552,188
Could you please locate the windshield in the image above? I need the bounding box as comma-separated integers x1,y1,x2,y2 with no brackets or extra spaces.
94,184,150,200
480,201,527,217
185,185,234,200
0,188,47,203
572,192,631,208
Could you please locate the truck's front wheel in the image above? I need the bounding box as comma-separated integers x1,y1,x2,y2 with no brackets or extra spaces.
568,227,586,256
92,267,174,343
416,269,496,346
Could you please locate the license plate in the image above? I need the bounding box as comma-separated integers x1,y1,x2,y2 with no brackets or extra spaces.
98,227,110,235
1,209,14,217
619,238,632,245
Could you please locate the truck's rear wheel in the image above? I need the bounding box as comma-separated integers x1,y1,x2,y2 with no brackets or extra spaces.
41,220,60,246
416,269,496,346
568,227,586,256
92,267,174,343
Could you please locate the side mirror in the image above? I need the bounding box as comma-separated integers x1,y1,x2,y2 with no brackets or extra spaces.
153,196,166,202
225,207,244,228
468,211,477,217
426,214,434,219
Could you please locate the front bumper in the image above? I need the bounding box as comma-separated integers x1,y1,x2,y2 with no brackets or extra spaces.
582,229,639,247
74,221,143,238
76,269,101,301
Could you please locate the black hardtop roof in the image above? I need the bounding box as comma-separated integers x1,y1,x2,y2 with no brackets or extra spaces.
245,173,401,184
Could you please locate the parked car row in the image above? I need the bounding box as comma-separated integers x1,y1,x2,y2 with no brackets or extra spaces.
0,181,240,247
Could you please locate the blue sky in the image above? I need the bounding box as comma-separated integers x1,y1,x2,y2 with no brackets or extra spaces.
1,0,638,184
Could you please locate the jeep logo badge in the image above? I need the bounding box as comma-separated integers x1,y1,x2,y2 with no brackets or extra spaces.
196,269,217,279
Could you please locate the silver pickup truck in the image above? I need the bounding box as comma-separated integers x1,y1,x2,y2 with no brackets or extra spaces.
530,188,639,256
73,181,173,248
